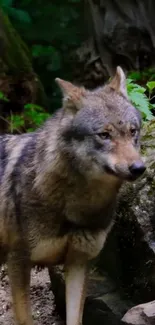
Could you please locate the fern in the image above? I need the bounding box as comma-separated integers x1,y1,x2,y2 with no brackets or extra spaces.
127,79,153,120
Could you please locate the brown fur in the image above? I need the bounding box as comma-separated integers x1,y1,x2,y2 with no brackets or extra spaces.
0,66,145,325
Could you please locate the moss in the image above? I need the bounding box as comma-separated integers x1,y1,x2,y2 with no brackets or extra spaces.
147,120,155,131
142,134,155,141
141,121,155,155
149,162,155,170
141,147,147,155
0,8,32,74
148,189,154,196
142,119,155,133
0,9,46,106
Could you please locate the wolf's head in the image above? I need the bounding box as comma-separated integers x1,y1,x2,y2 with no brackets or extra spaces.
56,67,146,181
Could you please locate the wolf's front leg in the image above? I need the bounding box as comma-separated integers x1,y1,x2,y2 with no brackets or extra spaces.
7,248,33,325
65,224,114,325
65,247,88,325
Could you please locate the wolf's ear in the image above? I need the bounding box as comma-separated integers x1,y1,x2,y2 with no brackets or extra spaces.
55,78,85,112
108,66,128,98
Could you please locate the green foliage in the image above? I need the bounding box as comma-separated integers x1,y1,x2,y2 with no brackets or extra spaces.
0,91,9,102
1,73,155,134
1,77,155,134
7,102,50,133
129,68,155,83
31,45,62,71
1,1,155,129
1,0,84,111
24,103,50,127
146,81,155,95
127,79,154,120
1,0,32,24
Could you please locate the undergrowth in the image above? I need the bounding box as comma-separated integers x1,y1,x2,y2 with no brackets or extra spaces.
0,76,154,134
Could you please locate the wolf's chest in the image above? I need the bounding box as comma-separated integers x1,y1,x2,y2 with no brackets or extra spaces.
65,187,116,229
30,235,68,265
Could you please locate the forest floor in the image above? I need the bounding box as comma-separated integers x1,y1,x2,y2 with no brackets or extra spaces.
0,266,63,325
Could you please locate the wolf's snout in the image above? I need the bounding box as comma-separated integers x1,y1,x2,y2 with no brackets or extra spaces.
129,161,146,178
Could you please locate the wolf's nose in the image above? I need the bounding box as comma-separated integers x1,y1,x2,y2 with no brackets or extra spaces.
129,161,146,178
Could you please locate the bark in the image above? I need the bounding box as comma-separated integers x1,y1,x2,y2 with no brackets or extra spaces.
0,9,46,132
72,0,155,88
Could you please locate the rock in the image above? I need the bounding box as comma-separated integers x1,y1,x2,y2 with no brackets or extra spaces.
122,300,155,325
49,266,132,325
97,120,155,303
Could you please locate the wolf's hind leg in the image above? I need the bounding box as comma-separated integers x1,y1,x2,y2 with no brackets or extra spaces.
7,247,33,325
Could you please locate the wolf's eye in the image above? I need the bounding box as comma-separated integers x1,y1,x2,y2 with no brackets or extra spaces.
97,132,110,140
130,128,137,137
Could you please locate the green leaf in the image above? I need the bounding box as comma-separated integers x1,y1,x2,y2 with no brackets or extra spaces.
24,103,44,112
146,81,155,92
127,78,153,120
126,78,133,84
8,7,32,24
26,128,34,133
1,0,13,7
9,115,25,129
128,90,153,120
128,71,142,81
24,103,50,127
31,45,42,58
127,79,146,94
0,91,9,102
31,45,56,58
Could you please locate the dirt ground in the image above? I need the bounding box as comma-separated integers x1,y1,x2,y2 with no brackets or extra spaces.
0,265,64,325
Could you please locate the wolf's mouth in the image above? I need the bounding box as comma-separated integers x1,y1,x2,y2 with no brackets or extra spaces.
104,165,117,177
104,165,145,182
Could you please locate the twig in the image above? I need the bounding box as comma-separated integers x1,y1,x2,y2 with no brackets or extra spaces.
0,115,22,134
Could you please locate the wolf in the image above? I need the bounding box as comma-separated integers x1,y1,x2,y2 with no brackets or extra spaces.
0,66,145,325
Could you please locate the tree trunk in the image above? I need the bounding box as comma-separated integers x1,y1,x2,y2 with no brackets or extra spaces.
0,9,46,132
72,0,155,88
